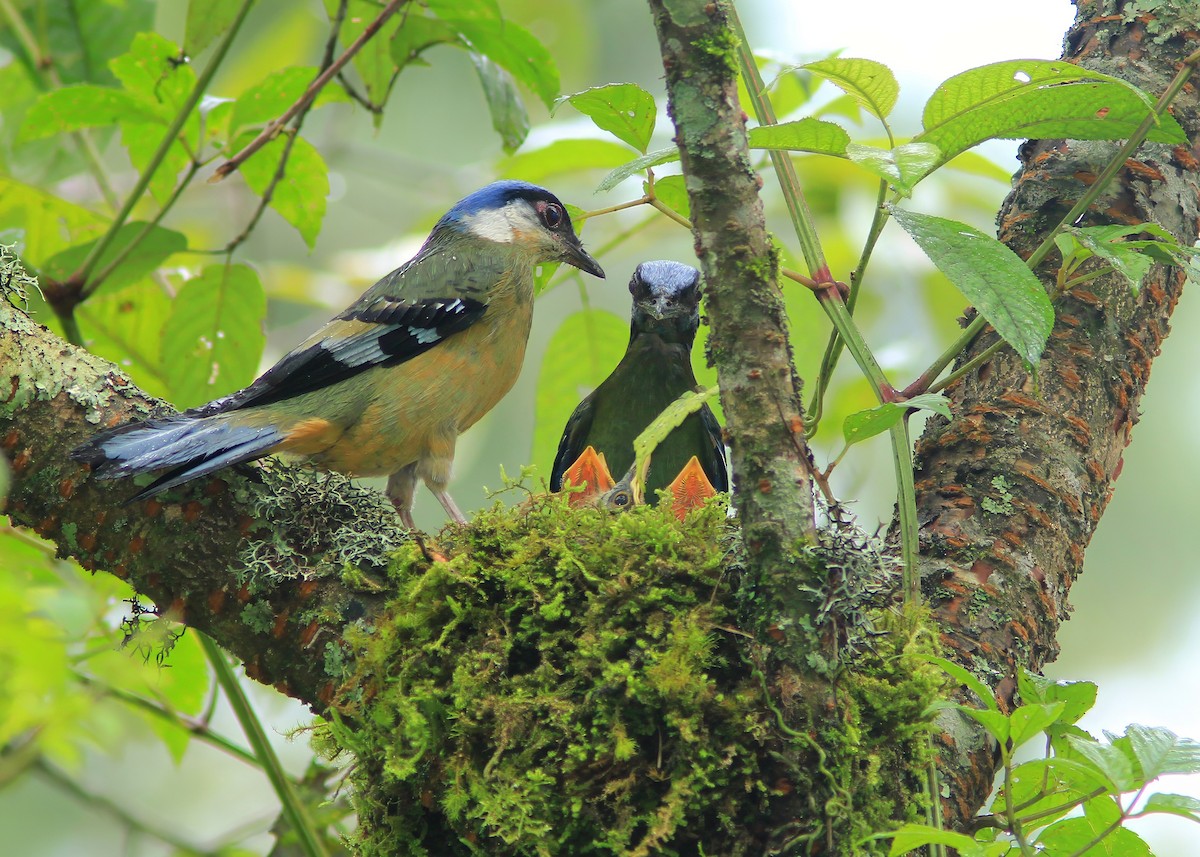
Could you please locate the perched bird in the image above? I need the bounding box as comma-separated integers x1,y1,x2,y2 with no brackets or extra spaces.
74,180,605,528
550,260,727,516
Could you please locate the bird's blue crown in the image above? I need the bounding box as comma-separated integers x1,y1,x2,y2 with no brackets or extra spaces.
633,260,701,298
439,180,559,228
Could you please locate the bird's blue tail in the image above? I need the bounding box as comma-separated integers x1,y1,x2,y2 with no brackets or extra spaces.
72,415,283,501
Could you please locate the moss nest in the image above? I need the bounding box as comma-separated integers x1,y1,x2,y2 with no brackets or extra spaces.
315,496,943,856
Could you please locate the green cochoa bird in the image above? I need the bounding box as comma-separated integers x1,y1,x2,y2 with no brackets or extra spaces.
73,180,605,528
550,260,728,512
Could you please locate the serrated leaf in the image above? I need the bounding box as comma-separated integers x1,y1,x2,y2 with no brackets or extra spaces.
41,222,187,298
598,146,680,191
804,58,899,120
185,0,243,56
649,174,689,219
1009,702,1067,749
997,758,1093,830
1018,669,1097,726
842,393,951,446
1056,225,1171,294
1137,793,1200,823
533,310,628,474
18,85,164,142
109,32,194,114
891,208,1054,366
847,142,940,193
501,138,639,182
1039,806,1151,857
631,386,719,490
1066,733,1139,792
560,83,657,153
749,118,850,156
472,54,529,153
238,134,329,249
887,823,984,857
923,655,998,710
1125,724,1200,779
917,60,1186,168
448,17,559,109
161,264,266,408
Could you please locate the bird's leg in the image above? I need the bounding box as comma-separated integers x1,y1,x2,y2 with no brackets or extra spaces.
418,431,468,525
386,464,419,529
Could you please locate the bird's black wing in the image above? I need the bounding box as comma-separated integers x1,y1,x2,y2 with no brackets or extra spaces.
698,403,729,492
549,396,597,491
193,296,486,416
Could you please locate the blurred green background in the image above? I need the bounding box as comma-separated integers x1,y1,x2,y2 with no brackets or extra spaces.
2,0,1198,853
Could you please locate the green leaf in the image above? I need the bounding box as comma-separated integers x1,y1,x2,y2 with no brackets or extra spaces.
109,32,195,115
1009,701,1066,749
328,0,404,106
41,222,187,298
448,17,559,109
390,13,460,71
0,176,103,262
160,264,266,408
560,83,657,153
649,174,689,219
472,54,529,153
501,138,640,182
238,134,330,249
1066,733,1140,792
0,0,155,87
847,142,940,193
1125,724,1200,779
1039,805,1151,856
842,393,951,446
426,0,502,20
533,309,628,474
1055,225,1174,294
748,118,850,156
890,208,1054,366
18,85,164,142
119,119,192,207
1018,669,1097,726
804,58,899,120
923,655,998,710
962,707,1012,745
230,66,349,137
631,386,720,490
887,823,984,857
598,146,680,191
76,279,174,399
185,0,244,56
917,60,1186,168
997,759,1095,831
1137,793,1200,823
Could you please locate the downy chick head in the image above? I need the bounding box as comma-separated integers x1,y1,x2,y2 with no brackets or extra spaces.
629,260,701,343
439,180,605,278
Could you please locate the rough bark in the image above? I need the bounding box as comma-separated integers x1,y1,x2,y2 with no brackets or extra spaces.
912,0,1200,824
647,0,821,651
0,304,406,708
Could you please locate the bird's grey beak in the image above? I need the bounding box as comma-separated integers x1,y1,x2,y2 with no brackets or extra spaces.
562,237,605,279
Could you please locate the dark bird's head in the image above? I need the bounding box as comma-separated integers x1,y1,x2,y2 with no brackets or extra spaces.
629,260,702,343
437,180,605,278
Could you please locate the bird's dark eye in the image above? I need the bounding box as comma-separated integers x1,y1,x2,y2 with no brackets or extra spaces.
541,202,564,229
610,489,631,508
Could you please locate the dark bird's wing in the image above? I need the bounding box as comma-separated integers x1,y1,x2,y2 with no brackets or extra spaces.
549,396,597,491
698,403,729,492
198,296,487,415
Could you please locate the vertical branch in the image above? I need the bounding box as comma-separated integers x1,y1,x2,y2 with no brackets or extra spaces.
646,1,818,640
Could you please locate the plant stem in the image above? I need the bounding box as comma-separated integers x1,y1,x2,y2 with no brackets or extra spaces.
200,633,330,857
72,0,258,289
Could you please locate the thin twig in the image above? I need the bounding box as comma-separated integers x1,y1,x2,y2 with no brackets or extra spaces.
211,0,408,182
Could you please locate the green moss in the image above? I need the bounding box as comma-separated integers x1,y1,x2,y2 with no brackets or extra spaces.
241,599,274,634
691,27,740,78
316,497,944,856
981,475,1014,515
